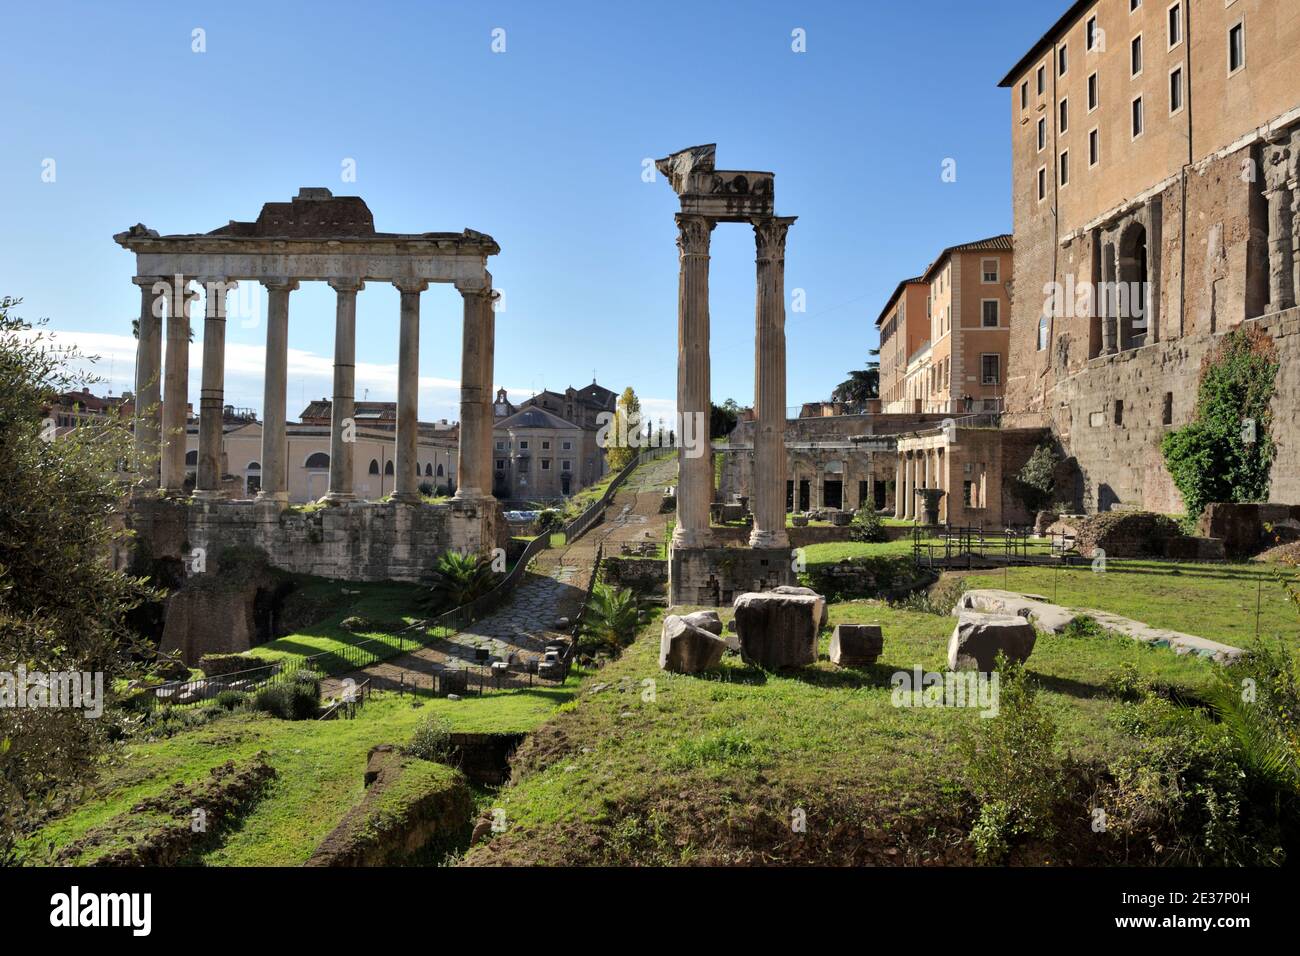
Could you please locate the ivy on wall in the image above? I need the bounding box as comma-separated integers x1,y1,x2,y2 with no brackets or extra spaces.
1160,325,1279,519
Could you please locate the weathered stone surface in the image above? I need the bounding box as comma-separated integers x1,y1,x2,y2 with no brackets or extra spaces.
681,609,724,635
947,611,1037,672
732,591,819,669
659,614,727,674
829,624,883,668
769,584,828,630
1197,502,1300,557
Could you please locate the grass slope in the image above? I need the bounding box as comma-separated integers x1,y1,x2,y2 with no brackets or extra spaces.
463,602,1215,866
28,685,574,867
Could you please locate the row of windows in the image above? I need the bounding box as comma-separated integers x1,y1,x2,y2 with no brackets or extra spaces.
1021,7,1245,115
493,438,573,451
495,458,573,473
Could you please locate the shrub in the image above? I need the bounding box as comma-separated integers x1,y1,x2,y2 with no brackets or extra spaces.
1016,442,1060,513
253,679,320,720
199,653,260,677
214,689,248,711
340,616,373,632
419,480,436,496
536,508,563,535
960,654,1062,862
406,713,453,762
848,507,887,543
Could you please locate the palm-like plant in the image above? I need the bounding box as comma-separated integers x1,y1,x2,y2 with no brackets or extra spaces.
422,550,500,612
580,583,647,651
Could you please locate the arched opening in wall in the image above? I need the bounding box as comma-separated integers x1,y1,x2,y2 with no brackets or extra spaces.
436,463,444,477
245,461,261,496
368,459,380,475
304,452,329,469
1117,222,1149,350
185,450,198,466
384,460,394,475
425,463,433,476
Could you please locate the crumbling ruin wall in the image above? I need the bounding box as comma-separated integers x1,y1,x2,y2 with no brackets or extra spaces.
1020,307,1300,514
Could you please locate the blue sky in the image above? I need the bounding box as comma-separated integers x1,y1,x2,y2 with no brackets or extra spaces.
1,0,1048,425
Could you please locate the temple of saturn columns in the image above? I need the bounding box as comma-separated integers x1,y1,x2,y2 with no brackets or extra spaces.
656,144,798,606
115,188,504,581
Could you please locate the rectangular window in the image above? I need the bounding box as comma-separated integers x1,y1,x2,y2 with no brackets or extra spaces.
1087,72,1099,111
1037,116,1046,151
982,300,1000,327
541,459,550,470
982,258,999,283
518,459,529,473
1059,97,1069,133
1058,44,1068,76
1036,63,1045,94
1060,150,1070,186
1020,80,1028,109
519,440,528,450
562,440,572,450
1228,22,1245,74
1131,34,1143,76
495,440,504,450
1132,96,1144,138
495,459,505,470
541,440,550,450
562,460,572,471
1089,127,1100,166
1038,166,1047,201
1038,316,1050,351
1168,2,1182,48
1169,65,1183,113
1086,15,1098,50
981,354,1001,385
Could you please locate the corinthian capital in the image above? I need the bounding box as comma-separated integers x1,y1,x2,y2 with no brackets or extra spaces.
675,214,715,257
752,216,797,262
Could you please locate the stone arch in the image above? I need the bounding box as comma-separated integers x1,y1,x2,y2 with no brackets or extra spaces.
1116,219,1149,349
185,449,198,466
368,459,380,475
304,451,329,469
384,460,394,476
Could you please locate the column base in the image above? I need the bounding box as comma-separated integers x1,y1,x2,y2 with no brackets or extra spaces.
452,487,486,502
672,526,714,549
321,492,357,505
390,492,422,505
748,528,791,549
256,491,289,505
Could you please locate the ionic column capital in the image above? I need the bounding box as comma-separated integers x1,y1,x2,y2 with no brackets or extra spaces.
261,278,300,293
393,277,430,294
328,277,366,294
132,275,168,289
674,213,715,257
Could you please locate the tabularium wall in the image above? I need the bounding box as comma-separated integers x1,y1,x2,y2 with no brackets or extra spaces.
1026,307,1300,515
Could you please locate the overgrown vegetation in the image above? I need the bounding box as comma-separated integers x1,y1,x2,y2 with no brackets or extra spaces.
0,297,160,861
961,655,1062,863
1162,324,1279,518
406,712,453,762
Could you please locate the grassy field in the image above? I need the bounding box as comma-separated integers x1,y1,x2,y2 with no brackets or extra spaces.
245,578,431,674
463,601,1219,866
798,541,1298,647
963,560,1297,648
27,683,577,867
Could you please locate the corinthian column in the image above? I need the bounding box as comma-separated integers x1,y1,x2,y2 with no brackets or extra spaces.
194,278,235,498
133,276,165,489
454,282,494,501
258,278,297,503
672,214,716,549
393,278,428,503
161,276,197,495
326,279,364,501
750,216,796,548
